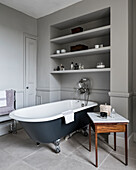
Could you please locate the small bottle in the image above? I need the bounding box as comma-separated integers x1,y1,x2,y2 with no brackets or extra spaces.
74,63,79,70
57,66,60,71
111,108,116,118
81,65,84,69
60,64,64,71
79,63,82,70
71,62,74,70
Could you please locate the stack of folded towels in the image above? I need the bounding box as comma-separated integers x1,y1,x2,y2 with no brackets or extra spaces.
0,91,7,107
0,89,15,116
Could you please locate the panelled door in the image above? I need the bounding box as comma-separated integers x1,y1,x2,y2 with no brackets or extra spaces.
25,36,37,107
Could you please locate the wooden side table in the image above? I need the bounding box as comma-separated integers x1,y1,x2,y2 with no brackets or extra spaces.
87,112,129,167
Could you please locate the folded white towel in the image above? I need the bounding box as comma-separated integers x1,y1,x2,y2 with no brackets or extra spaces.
0,91,6,98
0,91,7,107
62,110,74,124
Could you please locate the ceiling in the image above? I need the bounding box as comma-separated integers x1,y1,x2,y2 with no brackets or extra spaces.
0,0,82,19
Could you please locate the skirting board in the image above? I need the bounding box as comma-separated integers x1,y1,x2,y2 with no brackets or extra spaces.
109,133,134,149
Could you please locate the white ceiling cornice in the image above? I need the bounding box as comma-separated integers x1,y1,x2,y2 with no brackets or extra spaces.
0,0,82,19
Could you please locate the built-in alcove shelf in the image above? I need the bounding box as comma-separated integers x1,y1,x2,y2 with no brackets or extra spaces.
51,68,111,74
50,7,111,95
50,25,110,44
51,46,110,59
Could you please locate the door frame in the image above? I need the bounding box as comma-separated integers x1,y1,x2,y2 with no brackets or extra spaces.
23,33,37,107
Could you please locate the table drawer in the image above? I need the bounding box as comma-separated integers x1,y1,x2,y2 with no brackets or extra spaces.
96,124,126,133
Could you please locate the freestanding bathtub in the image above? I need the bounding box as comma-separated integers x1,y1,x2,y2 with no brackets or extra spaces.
10,100,97,152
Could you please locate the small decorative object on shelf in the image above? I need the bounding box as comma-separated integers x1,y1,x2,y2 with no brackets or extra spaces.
79,63,82,70
81,65,84,69
95,44,104,49
70,44,88,52
56,49,60,54
96,62,105,68
56,66,60,71
71,62,74,70
71,27,83,34
70,62,84,70
60,64,65,70
95,45,100,48
74,63,79,70
61,49,66,53
100,44,104,48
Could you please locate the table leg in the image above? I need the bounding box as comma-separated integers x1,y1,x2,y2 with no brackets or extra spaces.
89,124,91,152
114,132,116,151
125,124,128,165
95,129,98,167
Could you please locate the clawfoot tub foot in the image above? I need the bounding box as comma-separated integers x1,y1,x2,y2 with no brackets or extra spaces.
36,142,40,146
82,126,88,137
9,120,17,134
54,139,60,153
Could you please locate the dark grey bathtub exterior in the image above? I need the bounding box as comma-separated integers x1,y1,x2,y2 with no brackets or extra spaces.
20,107,95,145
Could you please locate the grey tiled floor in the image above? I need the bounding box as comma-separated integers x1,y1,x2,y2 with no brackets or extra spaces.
0,129,136,170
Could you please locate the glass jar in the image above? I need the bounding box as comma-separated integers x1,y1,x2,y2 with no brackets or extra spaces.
111,108,116,118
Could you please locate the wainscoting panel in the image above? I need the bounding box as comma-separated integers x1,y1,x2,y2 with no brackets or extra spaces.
16,90,24,109
36,88,50,104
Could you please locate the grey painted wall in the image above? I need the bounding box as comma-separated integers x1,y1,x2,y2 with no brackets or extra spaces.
37,0,133,135
0,3,37,109
133,0,136,133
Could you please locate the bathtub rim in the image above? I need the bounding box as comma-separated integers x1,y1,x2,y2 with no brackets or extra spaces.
10,100,98,122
